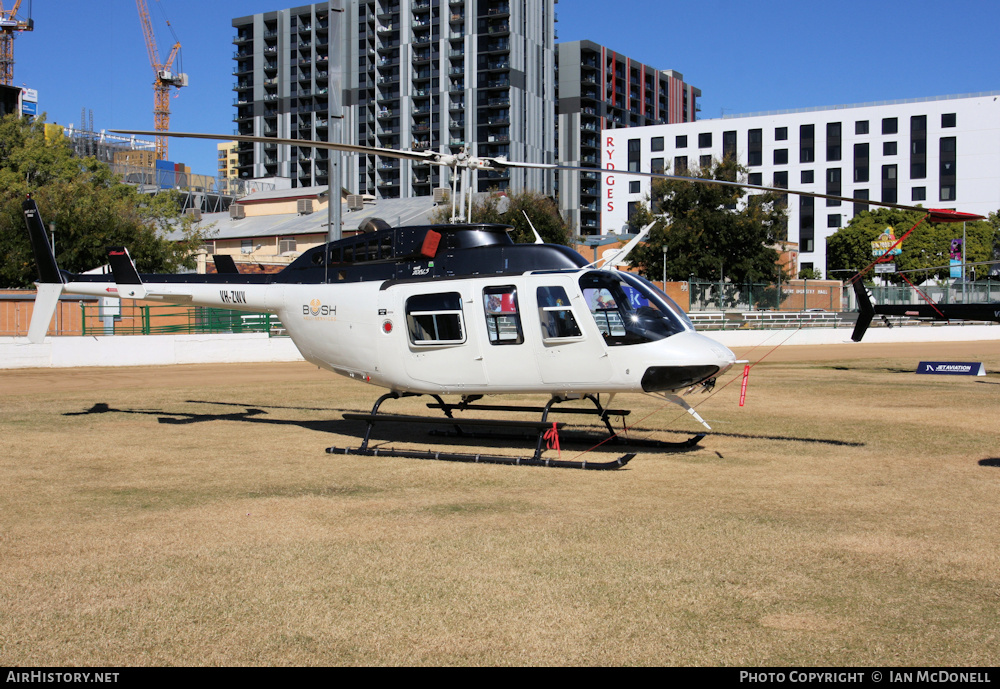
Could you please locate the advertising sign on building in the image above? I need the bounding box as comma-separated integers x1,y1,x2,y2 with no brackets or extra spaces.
604,134,617,226
871,227,903,257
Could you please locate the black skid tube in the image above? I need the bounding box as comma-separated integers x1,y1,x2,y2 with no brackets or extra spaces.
326,445,635,470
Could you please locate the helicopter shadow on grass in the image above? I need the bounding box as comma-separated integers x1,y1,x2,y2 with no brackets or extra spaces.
60,400,575,455
61,399,711,459
63,400,358,438
62,401,864,455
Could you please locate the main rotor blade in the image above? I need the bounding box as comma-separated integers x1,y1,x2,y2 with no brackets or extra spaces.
114,129,974,218
545,163,938,215
110,130,439,163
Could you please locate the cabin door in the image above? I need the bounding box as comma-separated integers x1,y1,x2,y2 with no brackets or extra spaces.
389,286,488,389
530,282,613,386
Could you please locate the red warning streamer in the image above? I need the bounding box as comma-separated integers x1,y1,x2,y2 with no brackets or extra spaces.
543,422,561,458
739,364,750,407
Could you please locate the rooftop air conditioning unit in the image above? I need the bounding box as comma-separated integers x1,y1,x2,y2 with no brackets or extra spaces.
347,194,365,211
433,187,449,204
183,208,202,222
297,199,314,214
230,204,245,220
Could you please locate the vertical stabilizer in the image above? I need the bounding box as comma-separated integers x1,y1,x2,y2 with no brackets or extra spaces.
22,197,65,343
27,284,63,343
23,197,62,284
850,276,875,342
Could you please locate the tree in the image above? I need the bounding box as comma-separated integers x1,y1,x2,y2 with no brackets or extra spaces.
825,207,999,284
630,158,787,284
0,115,209,288
428,189,570,245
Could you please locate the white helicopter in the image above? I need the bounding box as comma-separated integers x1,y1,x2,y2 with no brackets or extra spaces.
22,130,971,469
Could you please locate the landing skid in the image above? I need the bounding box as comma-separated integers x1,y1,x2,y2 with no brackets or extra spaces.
327,392,704,470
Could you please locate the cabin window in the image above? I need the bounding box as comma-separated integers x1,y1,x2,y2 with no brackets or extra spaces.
405,292,465,346
579,271,689,346
536,286,582,341
482,286,523,345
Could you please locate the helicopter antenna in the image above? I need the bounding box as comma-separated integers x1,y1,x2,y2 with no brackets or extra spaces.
522,210,544,244
584,220,657,270
467,166,474,223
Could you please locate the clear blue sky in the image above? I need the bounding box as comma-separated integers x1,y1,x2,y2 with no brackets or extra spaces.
13,0,999,177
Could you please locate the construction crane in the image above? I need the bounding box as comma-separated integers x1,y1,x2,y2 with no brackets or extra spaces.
136,0,187,160
0,0,34,86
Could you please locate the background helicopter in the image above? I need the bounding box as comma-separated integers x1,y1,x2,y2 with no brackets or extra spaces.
21,130,985,468
843,208,992,341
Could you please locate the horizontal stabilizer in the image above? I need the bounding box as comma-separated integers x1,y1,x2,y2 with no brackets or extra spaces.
105,246,148,299
212,254,240,274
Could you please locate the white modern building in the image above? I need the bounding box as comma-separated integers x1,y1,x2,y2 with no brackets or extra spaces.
602,92,1000,277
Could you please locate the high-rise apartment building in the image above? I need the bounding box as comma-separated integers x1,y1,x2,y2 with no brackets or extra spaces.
556,40,699,234
217,141,240,192
232,0,555,199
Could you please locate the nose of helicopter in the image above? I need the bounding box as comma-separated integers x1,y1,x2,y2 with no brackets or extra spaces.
639,331,737,392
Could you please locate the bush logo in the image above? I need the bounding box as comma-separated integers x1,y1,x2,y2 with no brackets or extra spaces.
303,299,337,320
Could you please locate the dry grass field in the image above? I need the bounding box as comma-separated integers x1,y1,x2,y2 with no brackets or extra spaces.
2,340,999,666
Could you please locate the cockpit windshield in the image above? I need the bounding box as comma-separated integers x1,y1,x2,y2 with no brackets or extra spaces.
579,270,692,346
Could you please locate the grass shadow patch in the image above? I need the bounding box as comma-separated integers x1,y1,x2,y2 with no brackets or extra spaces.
93,487,220,512
425,500,531,516
244,485,383,499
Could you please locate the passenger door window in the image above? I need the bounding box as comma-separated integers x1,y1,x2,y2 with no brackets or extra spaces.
483,286,523,345
405,292,465,345
536,286,582,341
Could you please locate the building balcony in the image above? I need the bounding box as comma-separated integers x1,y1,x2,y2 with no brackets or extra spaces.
483,3,511,17
479,78,510,89
377,6,400,21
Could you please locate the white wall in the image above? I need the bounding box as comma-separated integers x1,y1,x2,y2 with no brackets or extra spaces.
0,333,304,369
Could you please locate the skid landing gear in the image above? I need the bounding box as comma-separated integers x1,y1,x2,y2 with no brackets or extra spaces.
327,392,704,470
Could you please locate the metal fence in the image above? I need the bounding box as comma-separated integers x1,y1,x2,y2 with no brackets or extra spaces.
865,279,1000,307
80,303,284,337
687,280,842,312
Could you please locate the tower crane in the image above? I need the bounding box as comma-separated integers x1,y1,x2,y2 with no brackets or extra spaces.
0,0,34,86
136,0,187,160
